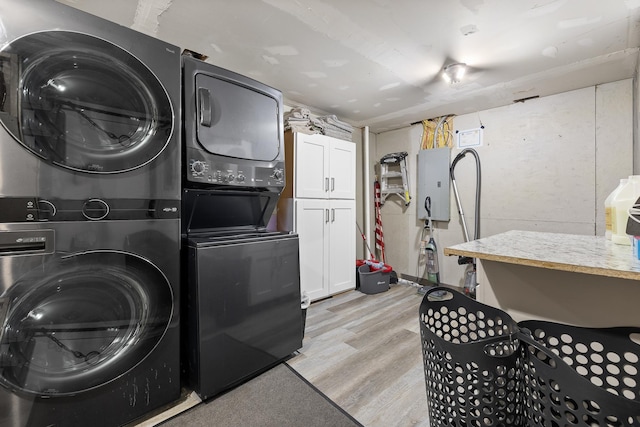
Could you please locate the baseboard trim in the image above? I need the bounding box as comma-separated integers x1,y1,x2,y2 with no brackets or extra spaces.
400,274,463,293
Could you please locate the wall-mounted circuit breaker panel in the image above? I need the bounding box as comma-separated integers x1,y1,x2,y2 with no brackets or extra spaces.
417,147,450,221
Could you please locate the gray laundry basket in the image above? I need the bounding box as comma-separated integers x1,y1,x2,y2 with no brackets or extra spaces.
419,287,526,427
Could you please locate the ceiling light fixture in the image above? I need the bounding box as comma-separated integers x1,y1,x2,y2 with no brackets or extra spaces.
442,63,467,84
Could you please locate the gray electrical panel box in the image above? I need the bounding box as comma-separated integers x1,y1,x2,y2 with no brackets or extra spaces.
417,147,450,221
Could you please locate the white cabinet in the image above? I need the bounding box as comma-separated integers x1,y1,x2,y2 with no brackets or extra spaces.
295,199,355,301
278,131,356,302
293,133,355,200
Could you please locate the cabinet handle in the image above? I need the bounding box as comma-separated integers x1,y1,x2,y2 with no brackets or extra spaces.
331,208,335,222
325,177,329,192
325,208,330,223
331,177,335,191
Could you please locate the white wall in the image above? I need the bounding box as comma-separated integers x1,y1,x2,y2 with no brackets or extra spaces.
374,79,634,287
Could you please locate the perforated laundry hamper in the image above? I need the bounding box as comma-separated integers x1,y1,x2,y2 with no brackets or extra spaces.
419,287,526,427
519,320,640,426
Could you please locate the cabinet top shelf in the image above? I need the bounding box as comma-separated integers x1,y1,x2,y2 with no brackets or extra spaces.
443,230,640,280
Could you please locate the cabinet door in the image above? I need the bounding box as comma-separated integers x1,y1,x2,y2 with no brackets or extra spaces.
294,134,329,199
295,199,330,301
328,200,356,294
328,139,356,200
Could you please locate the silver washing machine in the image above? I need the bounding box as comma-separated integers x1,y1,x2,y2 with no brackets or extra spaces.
0,216,181,427
0,0,181,203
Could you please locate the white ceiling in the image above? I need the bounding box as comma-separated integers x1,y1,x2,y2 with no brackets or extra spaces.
57,0,640,133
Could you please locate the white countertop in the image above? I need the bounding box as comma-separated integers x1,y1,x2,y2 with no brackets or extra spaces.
443,230,640,280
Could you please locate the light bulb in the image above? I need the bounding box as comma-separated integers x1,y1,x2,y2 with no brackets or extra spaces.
442,63,467,84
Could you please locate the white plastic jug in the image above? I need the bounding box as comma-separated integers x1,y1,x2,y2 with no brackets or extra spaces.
605,178,627,239
611,175,640,245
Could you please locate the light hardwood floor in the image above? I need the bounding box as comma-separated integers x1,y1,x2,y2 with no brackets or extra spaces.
287,283,430,427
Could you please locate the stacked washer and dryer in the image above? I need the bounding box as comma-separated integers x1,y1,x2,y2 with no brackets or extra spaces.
180,56,304,401
0,1,182,426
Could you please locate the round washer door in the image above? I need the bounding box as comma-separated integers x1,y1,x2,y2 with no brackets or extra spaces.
0,251,173,396
0,31,173,173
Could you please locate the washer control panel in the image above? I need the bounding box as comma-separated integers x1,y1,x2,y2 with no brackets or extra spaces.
0,197,180,222
187,157,285,189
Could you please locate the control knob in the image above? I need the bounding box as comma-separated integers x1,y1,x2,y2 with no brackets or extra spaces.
37,200,57,221
82,199,109,221
191,160,207,176
272,169,284,181
236,174,246,183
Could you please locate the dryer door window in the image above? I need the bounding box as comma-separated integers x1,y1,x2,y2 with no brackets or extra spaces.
195,73,281,162
0,31,173,173
0,251,173,396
